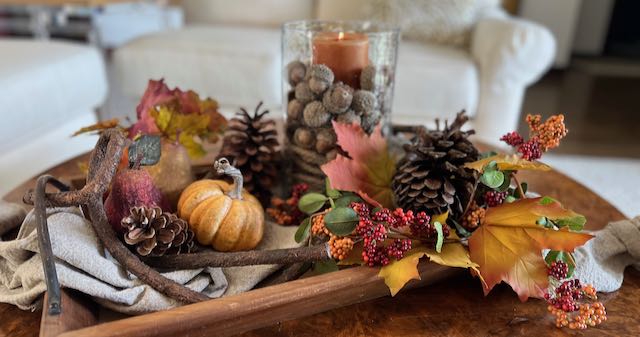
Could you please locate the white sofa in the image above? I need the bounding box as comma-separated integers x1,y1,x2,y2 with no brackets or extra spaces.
111,0,555,145
0,39,107,196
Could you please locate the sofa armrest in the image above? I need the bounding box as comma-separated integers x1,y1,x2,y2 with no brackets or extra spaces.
471,15,555,89
469,16,555,145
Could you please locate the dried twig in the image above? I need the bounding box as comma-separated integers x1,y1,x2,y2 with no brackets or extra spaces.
144,244,330,270
26,129,334,306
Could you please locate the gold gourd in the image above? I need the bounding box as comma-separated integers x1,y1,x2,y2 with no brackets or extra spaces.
177,158,264,251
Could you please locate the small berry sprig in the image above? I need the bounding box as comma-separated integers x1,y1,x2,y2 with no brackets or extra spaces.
267,183,309,226
544,259,607,330
500,114,568,161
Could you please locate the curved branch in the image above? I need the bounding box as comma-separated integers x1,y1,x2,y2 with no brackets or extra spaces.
143,244,331,270
23,129,126,207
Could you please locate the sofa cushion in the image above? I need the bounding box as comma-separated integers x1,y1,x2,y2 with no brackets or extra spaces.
113,25,282,111
181,0,313,27
0,39,107,154
393,41,478,123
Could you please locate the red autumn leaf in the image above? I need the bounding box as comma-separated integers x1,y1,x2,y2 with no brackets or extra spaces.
131,79,177,137
321,122,396,208
468,197,593,301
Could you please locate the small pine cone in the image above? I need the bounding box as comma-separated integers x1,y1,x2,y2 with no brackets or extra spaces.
323,83,353,114
121,206,194,257
461,203,486,230
360,65,376,91
315,128,337,154
336,109,361,125
287,99,304,121
329,235,354,261
351,90,377,113
311,213,330,237
303,101,331,127
295,82,315,104
287,61,307,86
293,127,315,149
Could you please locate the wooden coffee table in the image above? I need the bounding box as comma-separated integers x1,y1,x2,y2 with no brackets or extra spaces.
2,151,639,337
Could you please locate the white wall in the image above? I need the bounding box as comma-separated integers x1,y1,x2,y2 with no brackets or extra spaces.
519,0,582,68
572,0,614,55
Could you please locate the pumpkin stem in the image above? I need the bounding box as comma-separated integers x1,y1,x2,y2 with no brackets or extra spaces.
214,157,243,200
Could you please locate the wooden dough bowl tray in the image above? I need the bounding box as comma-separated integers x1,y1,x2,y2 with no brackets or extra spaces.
39,158,462,337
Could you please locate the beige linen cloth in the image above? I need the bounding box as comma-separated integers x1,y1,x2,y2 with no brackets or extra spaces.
0,201,298,315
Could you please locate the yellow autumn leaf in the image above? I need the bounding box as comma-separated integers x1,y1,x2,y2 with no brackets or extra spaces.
465,154,551,172
151,106,211,158
431,211,449,225
378,239,480,296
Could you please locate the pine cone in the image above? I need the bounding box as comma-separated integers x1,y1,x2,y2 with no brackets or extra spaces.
392,111,480,220
218,102,279,206
121,206,194,256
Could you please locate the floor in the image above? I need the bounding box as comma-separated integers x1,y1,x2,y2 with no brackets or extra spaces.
518,58,640,158
519,58,640,218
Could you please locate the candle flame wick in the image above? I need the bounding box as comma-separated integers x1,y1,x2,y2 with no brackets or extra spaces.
338,32,344,40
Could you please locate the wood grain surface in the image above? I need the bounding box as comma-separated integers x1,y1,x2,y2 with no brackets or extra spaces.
1,148,638,337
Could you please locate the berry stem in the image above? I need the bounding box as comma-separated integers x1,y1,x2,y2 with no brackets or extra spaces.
512,173,527,199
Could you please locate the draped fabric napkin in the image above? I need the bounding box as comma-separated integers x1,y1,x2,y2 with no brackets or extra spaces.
0,203,299,314
573,216,640,292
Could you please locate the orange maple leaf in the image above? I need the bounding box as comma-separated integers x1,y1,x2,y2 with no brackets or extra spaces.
468,197,593,301
321,122,396,208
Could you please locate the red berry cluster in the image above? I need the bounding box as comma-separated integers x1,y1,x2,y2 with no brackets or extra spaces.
392,208,450,239
484,191,507,207
518,138,542,161
546,279,607,329
353,202,413,267
266,183,309,226
499,131,524,147
548,261,569,280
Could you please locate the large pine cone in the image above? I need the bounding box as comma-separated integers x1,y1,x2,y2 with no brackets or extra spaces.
121,206,194,256
218,102,279,206
392,111,480,220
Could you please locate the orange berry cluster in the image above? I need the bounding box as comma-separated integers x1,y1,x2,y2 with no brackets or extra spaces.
311,213,330,237
526,114,568,151
549,300,607,330
461,202,486,230
266,183,309,226
329,235,354,260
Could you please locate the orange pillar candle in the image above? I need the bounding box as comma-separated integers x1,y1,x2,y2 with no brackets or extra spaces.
312,32,369,89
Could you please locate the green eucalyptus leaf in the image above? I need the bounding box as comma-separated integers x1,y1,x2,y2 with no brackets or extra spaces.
298,193,328,214
539,196,558,205
294,217,311,243
480,170,505,188
556,215,587,231
325,178,341,199
434,221,444,253
313,259,339,274
324,207,359,236
450,219,471,238
483,160,498,172
497,174,512,192
335,194,363,208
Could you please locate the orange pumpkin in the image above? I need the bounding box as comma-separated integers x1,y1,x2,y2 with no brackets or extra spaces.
177,158,264,251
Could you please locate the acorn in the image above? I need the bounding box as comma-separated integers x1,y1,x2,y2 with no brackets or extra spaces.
303,101,331,127
336,109,361,125
287,99,304,121
315,128,337,154
323,82,353,114
287,61,307,86
293,127,315,149
352,90,377,114
360,65,377,91
295,82,315,104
